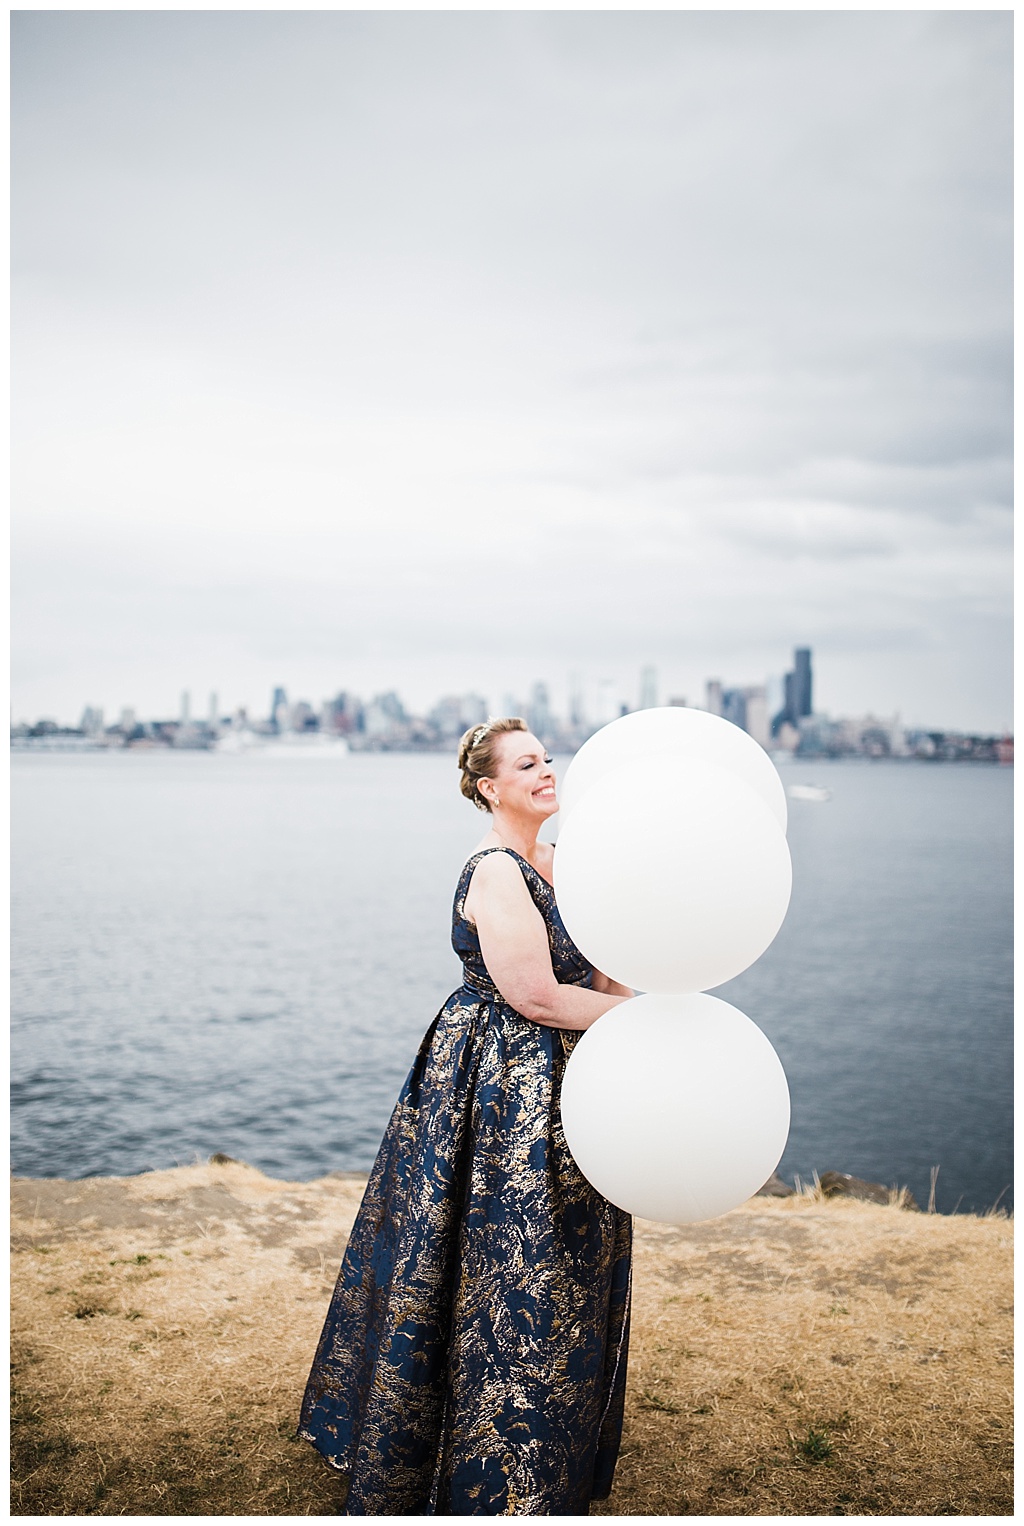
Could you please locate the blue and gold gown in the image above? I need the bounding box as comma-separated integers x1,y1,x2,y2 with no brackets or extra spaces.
299,846,632,1516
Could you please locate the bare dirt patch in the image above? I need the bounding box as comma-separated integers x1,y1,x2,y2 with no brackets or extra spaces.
11,1162,1012,1516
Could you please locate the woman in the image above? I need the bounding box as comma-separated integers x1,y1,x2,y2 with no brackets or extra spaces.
299,717,634,1515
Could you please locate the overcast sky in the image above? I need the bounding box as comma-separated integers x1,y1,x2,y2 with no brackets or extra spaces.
12,10,1012,732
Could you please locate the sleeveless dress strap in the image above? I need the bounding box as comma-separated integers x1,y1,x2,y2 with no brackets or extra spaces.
460,845,548,885
455,846,547,920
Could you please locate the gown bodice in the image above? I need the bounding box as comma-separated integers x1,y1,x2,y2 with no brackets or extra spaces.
451,846,594,1002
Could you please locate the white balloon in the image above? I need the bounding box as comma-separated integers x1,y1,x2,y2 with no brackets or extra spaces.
559,707,787,831
554,755,792,993
560,993,791,1223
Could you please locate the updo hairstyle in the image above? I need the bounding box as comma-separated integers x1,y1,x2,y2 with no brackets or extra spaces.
458,716,527,812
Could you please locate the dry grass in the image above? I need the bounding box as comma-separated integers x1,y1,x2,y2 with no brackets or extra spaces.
11,1162,1012,1516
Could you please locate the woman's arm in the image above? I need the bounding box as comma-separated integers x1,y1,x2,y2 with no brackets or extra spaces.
590,968,635,998
466,852,630,1031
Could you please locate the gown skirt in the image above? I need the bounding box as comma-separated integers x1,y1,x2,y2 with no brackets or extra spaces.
298,848,633,1516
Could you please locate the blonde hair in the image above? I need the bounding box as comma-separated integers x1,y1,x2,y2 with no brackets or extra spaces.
457,716,528,812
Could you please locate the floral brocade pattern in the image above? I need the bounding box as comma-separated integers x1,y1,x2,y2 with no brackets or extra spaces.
298,848,633,1516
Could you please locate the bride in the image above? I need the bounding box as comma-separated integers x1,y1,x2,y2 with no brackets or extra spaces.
299,716,633,1515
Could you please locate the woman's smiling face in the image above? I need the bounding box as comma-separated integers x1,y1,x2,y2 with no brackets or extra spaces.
482,731,558,819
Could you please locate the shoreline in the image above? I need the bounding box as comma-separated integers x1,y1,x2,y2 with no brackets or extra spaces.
12,1159,1012,1516
11,1159,1011,1219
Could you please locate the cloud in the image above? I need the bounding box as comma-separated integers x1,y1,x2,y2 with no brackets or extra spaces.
11,10,1013,731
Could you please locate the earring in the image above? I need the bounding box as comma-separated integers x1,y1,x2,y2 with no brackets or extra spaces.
493,796,501,808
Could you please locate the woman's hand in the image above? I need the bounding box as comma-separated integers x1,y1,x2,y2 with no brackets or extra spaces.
465,853,630,1030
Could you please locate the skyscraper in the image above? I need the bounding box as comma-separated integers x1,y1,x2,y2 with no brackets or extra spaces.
721,689,747,730
793,648,813,719
771,647,813,736
568,672,585,729
528,682,552,741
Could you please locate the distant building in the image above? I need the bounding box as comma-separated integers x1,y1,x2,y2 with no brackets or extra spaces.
528,682,553,741
291,700,319,732
793,648,812,718
324,692,364,735
375,691,407,724
428,696,459,739
743,687,770,749
796,714,843,757
639,665,657,711
595,680,617,727
364,691,407,742
707,682,770,747
429,694,487,741
772,647,813,737
721,688,746,731
461,693,488,729
568,673,586,729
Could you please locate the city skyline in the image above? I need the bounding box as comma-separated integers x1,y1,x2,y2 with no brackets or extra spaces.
11,650,1011,748
13,13,1012,736
9,635,1012,738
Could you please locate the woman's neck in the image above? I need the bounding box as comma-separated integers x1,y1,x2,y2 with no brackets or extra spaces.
489,814,543,863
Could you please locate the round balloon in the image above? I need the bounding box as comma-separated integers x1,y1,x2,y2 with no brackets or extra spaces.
560,993,791,1223
554,754,792,993
558,707,787,831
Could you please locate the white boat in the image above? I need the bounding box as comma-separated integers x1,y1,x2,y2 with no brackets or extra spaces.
787,783,832,802
215,731,349,759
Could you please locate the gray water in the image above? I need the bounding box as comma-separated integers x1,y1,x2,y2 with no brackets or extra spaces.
11,751,1012,1214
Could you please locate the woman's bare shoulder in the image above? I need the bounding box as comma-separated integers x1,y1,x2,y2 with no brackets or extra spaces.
465,847,525,887
462,847,532,928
